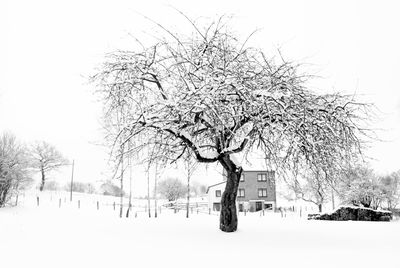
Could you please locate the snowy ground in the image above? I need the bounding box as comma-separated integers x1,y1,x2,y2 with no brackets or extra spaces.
1,193,399,268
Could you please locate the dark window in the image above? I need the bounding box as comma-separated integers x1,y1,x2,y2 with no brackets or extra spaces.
255,201,263,211
258,188,267,197
238,188,245,197
257,173,267,182
213,203,221,211
264,203,273,210
216,190,221,197
238,203,244,212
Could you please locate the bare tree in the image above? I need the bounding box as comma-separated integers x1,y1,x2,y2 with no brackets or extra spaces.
30,141,68,191
93,15,370,232
158,177,186,202
184,153,198,218
0,133,31,207
338,166,384,209
380,171,400,210
289,169,331,212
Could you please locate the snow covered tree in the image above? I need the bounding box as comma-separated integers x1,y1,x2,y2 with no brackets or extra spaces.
338,166,384,209
378,171,400,210
93,16,370,232
30,141,69,191
157,177,186,202
289,168,331,212
0,133,31,207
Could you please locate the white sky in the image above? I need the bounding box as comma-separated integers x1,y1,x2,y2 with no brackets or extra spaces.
1,0,400,195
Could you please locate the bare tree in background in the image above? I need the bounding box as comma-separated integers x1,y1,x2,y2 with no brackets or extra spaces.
380,171,400,210
184,153,198,218
289,168,331,212
338,166,384,209
0,133,31,207
158,177,186,202
93,15,371,232
30,141,68,191
126,141,133,218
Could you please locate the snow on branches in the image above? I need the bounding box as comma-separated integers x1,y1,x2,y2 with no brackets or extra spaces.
93,16,370,174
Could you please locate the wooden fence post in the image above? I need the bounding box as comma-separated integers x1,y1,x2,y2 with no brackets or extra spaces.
97,201,99,210
59,198,61,208
36,196,39,207
113,202,116,211
78,200,80,209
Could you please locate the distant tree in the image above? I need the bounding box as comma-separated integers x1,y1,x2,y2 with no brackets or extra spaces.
379,171,400,210
30,141,69,191
289,168,331,212
338,166,384,209
100,180,125,197
158,177,186,202
0,133,31,207
93,15,371,232
191,181,207,196
65,181,96,193
43,180,60,191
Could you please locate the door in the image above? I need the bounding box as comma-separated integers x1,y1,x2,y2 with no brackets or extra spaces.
238,203,243,212
255,201,263,211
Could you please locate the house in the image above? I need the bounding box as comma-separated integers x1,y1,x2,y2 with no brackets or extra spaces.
206,170,277,212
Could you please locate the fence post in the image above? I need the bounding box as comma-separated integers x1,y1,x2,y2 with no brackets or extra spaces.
36,196,39,207
113,202,116,211
209,208,211,215
191,207,193,214
78,200,80,209
59,198,61,208
97,201,99,210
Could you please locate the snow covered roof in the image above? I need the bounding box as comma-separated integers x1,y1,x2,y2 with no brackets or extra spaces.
205,181,226,193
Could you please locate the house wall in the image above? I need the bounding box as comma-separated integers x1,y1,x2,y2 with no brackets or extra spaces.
207,183,226,211
237,171,276,203
207,170,277,212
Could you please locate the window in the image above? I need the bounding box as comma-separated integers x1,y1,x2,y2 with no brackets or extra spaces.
238,188,245,198
257,173,267,182
240,174,244,182
215,190,221,197
213,203,221,211
258,188,267,197
264,203,272,210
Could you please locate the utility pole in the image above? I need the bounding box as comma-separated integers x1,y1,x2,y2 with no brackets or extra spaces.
69,160,75,202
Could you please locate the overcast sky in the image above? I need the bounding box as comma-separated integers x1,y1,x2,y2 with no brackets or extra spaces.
1,0,400,195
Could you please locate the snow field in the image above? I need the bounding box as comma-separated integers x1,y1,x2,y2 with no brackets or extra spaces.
1,193,399,268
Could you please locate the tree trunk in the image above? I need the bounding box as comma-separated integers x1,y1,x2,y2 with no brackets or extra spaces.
219,155,242,232
39,168,45,191
186,169,190,218
154,163,158,218
318,204,322,213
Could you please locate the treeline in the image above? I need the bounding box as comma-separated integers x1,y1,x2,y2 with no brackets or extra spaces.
288,165,400,212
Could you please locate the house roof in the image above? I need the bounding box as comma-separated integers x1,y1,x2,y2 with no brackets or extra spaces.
205,181,226,194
